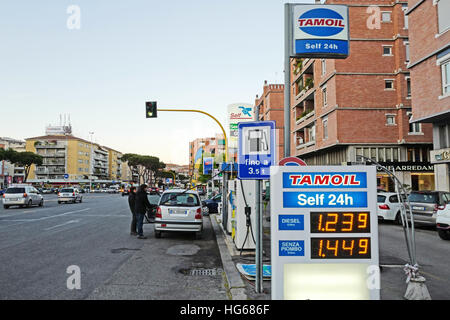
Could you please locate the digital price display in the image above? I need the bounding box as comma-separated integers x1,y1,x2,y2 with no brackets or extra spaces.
310,212,370,233
311,237,371,259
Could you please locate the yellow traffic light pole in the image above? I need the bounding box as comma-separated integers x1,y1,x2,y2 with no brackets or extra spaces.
158,109,228,163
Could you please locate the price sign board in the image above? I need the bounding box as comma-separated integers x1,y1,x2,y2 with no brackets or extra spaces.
237,121,276,180
270,165,379,300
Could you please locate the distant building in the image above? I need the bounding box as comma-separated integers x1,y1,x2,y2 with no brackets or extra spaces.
189,134,226,181
0,137,26,187
25,134,124,186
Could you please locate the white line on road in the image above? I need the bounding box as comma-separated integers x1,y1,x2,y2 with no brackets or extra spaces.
0,208,91,223
44,220,80,230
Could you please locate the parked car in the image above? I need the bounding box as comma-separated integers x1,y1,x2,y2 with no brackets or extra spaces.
2,185,44,209
377,192,405,224
145,192,161,222
202,193,222,215
436,202,450,240
406,191,450,226
58,188,83,204
155,189,203,239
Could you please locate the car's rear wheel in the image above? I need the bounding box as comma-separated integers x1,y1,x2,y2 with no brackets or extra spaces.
395,212,403,226
39,200,43,207
438,230,450,240
58,201,61,204
155,230,162,238
3,205,9,209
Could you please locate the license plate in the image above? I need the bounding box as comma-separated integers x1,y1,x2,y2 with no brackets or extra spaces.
169,209,188,215
412,206,426,211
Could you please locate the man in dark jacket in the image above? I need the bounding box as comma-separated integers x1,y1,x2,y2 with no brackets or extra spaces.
128,186,137,236
135,184,152,239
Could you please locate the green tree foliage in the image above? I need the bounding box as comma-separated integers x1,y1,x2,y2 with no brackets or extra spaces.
0,148,43,182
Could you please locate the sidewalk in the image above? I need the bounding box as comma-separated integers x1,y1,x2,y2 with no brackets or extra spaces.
209,201,272,300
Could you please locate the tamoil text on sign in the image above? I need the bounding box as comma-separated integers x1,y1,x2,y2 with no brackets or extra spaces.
290,5,349,58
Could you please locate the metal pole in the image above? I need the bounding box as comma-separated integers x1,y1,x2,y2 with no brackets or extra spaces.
284,3,292,158
254,104,263,293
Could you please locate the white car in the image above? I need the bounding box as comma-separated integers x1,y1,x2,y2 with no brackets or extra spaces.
377,192,405,224
2,185,44,209
155,189,203,239
436,204,450,240
58,187,83,204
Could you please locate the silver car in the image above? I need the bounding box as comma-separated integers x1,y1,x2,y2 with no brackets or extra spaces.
2,185,44,209
155,189,203,239
58,187,83,204
406,191,450,226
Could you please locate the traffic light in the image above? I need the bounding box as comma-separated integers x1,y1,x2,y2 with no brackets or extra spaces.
146,101,157,118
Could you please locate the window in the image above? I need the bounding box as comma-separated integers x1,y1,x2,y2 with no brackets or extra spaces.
402,4,408,29
442,59,450,96
406,77,411,97
309,125,316,142
321,59,326,75
404,41,410,62
322,86,327,106
322,118,328,140
386,115,396,125
437,0,450,34
382,46,392,56
385,80,394,90
408,112,421,134
381,12,391,22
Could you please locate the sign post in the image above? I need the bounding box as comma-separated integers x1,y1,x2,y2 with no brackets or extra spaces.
238,120,276,294
270,165,379,300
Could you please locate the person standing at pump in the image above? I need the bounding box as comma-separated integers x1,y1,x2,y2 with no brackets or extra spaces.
135,184,152,239
128,186,137,236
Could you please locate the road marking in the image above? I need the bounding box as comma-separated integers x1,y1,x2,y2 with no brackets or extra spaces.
45,220,80,230
0,208,90,222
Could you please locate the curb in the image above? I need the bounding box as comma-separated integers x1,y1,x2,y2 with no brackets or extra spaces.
209,214,248,300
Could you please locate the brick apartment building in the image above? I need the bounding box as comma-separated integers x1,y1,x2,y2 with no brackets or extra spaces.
407,0,450,191
255,81,285,162
290,0,434,192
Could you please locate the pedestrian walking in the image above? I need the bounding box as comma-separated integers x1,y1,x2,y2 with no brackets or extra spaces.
128,186,137,236
134,184,152,239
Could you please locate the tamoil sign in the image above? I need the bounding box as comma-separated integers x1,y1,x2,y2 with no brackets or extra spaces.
270,166,379,300
289,5,349,58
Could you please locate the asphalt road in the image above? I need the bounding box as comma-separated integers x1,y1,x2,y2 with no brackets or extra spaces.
0,193,226,300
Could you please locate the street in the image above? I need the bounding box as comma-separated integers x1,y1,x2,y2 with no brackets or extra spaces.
0,193,448,300
0,193,226,300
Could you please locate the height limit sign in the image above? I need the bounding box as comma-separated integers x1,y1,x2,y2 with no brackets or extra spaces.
237,121,276,180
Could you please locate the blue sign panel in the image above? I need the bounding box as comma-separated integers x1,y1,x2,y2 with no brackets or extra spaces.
279,215,304,231
238,121,276,180
279,240,305,256
64,174,69,179
295,39,348,56
282,172,367,189
283,191,368,208
203,157,213,175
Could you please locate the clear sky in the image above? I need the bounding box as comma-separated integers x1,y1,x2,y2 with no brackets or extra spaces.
0,0,315,165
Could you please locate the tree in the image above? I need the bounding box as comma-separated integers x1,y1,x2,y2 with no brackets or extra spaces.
3,149,43,182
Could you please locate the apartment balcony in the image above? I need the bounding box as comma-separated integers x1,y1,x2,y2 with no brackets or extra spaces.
36,168,66,175
42,161,65,166
35,143,66,149
39,152,66,158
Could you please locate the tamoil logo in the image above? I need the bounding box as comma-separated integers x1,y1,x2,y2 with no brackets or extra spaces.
298,8,345,37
